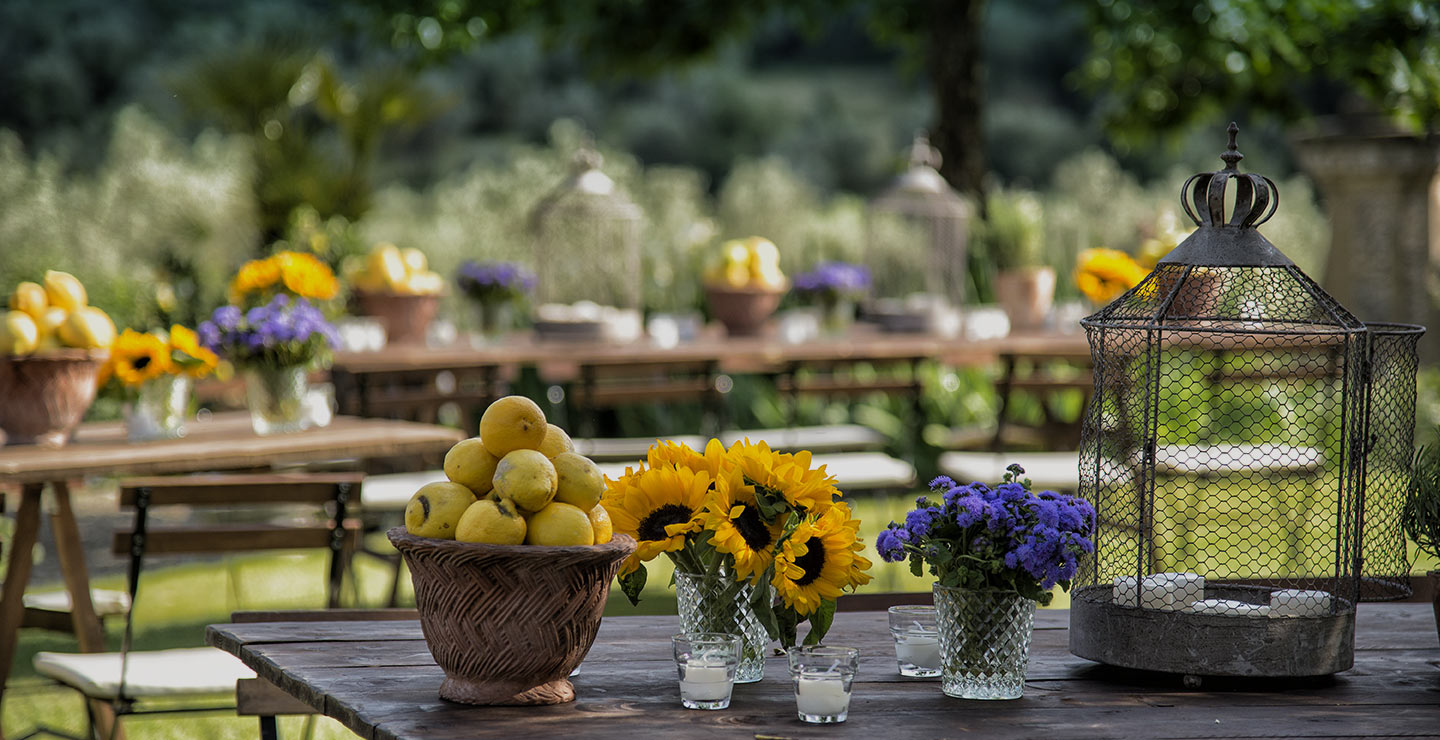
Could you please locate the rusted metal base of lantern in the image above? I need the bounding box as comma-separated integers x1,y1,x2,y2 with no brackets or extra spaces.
1069,584,1355,680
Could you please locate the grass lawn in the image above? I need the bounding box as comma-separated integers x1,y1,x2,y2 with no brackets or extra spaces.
6,488,1434,739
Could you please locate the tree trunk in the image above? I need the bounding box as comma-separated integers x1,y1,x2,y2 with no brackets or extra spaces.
927,0,987,204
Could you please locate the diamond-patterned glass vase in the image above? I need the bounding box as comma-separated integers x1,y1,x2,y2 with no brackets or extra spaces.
674,571,770,683
244,365,308,436
933,585,1036,699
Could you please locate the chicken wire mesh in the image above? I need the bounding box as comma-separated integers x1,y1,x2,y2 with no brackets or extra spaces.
1069,125,1423,677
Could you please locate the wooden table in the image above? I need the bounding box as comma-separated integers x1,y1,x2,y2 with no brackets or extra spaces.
207,604,1439,739
0,413,463,736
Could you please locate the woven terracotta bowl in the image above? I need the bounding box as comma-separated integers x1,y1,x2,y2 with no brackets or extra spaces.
352,291,440,345
0,349,107,447
387,528,637,705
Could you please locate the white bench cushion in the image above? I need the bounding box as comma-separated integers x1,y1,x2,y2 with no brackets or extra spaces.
34,647,254,699
939,451,1080,492
1152,444,1324,476
573,435,707,462
719,425,886,454
23,589,131,617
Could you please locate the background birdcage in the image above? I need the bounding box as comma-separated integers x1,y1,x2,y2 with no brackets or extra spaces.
529,144,643,310
866,133,971,302
1068,125,1425,679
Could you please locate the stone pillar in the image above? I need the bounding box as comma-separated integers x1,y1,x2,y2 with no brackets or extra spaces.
1293,132,1440,359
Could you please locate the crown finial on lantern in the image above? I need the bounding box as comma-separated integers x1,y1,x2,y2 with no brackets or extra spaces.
1220,122,1244,171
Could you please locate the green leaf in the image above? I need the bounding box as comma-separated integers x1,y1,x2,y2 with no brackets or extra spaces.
776,604,801,649
752,586,781,641
908,553,924,578
802,600,837,646
619,565,647,607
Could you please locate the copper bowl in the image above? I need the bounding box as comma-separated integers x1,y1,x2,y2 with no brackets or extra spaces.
0,349,107,447
352,291,441,345
704,285,786,336
387,528,636,705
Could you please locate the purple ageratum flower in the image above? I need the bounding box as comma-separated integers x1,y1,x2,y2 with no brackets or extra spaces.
953,495,988,529
905,506,945,539
876,526,908,562
456,261,536,302
929,475,956,491
201,294,338,367
792,262,872,298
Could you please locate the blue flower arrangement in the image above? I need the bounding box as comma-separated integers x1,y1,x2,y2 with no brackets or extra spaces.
455,261,536,304
198,294,339,369
791,262,871,303
876,465,1095,604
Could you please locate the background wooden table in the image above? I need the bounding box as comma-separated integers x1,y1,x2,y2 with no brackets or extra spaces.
0,413,464,730
208,604,1439,739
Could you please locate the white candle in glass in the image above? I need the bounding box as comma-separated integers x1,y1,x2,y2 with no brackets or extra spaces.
795,673,851,717
1269,589,1332,618
679,662,732,702
895,629,941,670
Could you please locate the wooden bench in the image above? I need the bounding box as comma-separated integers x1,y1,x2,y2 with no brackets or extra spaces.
718,424,887,454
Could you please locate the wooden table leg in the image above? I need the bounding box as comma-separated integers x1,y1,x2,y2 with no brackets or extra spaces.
49,481,124,740
0,483,44,737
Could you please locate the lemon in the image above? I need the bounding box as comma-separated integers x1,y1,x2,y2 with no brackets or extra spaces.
367,243,409,291
404,481,477,539
9,282,48,319
479,395,547,456
56,306,115,349
455,498,527,545
492,449,557,513
587,504,614,545
551,452,604,511
536,423,575,459
34,307,67,350
0,310,40,356
401,248,428,274
443,437,500,496
525,502,594,546
42,271,87,312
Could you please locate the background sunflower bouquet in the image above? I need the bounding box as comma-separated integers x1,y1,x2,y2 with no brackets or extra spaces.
602,438,872,647
98,324,219,394
228,250,340,309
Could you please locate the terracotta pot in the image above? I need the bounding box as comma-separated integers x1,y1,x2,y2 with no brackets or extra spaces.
0,349,107,447
993,267,1056,331
705,285,785,336
353,291,440,345
387,528,636,705
1152,267,1226,318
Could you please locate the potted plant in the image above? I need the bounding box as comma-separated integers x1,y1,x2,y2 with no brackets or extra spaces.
876,464,1094,699
791,262,872,335
604,438,872,682
983,190,1054,331
455,261,535,344
1402,430,1440,645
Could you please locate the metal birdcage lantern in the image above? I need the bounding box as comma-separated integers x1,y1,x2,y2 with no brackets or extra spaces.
529,144,643,310
867,133,971,303
1069,124,1425,681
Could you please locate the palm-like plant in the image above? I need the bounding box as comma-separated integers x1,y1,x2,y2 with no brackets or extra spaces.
1403,434,1440,566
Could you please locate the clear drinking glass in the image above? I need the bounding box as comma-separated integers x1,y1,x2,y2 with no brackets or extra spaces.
888,605,942,678
672,632,741,710
788,645,860,724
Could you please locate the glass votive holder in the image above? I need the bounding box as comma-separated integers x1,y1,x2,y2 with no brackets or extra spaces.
788,645,860,724
672,632,741,710
888,605,942,678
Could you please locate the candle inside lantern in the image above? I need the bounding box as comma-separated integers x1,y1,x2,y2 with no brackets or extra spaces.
1141,572,1204,611
1269,589,1332,618
795,672,851,718
1183,599,1271,617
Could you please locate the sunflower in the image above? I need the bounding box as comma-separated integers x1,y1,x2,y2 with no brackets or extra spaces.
107,330,172,387
275,251,339,300
1075,247,1147,304
700,465,787,583
647,437,727,478
229,256,283,303
167,324,218,378
772,504,873,615
727,440,838,514
603,464,711,575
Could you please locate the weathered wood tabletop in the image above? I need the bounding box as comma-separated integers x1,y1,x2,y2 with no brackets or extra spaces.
206,604,1440,739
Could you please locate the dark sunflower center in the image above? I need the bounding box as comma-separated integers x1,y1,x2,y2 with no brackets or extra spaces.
793,535,826,586
636,504,693,542
133,356,151,370
732,504,772,551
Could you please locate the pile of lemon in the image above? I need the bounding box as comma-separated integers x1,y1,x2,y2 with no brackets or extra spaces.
1,271,116,356
702,236,786,291
348,243,445,296
405,395,612,547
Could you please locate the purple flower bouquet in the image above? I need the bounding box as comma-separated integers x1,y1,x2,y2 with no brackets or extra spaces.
455,261,536,305
791,262,872,303
198,295,340,370
876,464,1095,604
